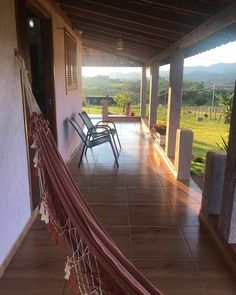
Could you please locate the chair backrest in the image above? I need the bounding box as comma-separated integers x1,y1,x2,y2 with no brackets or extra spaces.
69,117,86,143
79,111,94,130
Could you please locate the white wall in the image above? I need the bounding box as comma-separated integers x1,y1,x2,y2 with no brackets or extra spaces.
0,0,31,268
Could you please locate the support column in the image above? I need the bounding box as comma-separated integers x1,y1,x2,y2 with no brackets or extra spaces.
219,83,236,243
140,66,147,119
148,64,159,128
166,50,184,157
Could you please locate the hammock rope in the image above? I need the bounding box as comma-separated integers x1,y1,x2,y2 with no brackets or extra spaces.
17,55,164,295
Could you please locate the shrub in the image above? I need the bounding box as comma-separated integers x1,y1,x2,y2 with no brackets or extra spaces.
154,121,167,135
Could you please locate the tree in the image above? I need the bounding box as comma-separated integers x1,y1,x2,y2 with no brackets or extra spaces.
217,92,233,123
114,91,131,112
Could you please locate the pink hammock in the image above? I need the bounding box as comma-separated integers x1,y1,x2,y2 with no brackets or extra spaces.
19,55,164,295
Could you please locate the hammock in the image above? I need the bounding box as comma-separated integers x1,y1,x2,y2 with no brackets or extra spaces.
18,55,164,295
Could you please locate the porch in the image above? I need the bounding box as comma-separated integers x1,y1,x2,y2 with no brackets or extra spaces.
0,122,235,295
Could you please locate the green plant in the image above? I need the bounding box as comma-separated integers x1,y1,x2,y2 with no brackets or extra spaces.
217,92,233,124
114,91,131,112
216,136,228,152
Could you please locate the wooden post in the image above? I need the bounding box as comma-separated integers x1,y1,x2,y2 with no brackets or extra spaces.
219,83,236,242
148,64,159,128
166,50,184,157
140,66,147,119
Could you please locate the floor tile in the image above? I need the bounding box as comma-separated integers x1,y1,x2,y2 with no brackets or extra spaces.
131,227,191,259
165,187,200,205
182,227,223,261
129,204,176,226
90,204,128,226
104,227,131,258
132,259,209,295
92,175,125,187
86,187,127,203
127,188,167,204
172,204,201,227
126,175,162,188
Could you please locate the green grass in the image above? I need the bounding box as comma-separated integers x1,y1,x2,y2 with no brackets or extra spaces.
156,108,229,176
83,104,140,116
84,105,229,176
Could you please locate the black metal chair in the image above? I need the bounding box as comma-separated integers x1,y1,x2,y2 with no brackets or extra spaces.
69,116,119,167
79,111,122,151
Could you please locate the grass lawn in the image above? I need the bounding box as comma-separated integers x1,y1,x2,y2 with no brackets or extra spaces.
84,105,229,176
156,108,229,176
83,105,140,116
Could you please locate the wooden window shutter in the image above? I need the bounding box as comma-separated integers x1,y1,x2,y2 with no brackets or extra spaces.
65,31,77,92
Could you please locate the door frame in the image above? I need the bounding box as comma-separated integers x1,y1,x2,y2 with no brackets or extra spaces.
15,0,57,210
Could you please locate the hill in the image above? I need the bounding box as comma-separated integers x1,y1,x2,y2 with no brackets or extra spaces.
108,63,236,82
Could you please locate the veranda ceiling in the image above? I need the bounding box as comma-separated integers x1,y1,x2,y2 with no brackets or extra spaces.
56,0,236,66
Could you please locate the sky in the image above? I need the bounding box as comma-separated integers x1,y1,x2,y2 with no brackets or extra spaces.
82,40,236,77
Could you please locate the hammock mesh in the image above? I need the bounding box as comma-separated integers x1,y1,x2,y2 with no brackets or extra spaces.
18,56,164,295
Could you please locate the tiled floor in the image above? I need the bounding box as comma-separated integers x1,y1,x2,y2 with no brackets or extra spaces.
1,122,236,294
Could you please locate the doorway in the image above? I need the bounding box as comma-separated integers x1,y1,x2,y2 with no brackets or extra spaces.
16,0,57,210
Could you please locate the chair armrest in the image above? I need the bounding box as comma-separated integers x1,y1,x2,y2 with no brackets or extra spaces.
96,120,116,129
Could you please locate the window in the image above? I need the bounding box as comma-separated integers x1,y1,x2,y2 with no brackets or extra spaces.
65,31,77,92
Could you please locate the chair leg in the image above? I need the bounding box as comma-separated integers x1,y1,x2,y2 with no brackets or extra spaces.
109,139,119,167
84,146,88,156
116,132,122,150
113,126,121,149
111,133,119,157
78,143,86,167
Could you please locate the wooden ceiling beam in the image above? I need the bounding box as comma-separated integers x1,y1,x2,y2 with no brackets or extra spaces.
58,5,183,40
137,0,223,17
71,16,174,43
75,23,170,49
57,0,195,34
76,0,205,27
147,2,236,66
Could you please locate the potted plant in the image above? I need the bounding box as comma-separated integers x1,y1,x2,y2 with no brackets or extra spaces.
154,121,167,145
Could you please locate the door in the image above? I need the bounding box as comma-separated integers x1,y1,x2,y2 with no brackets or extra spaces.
16,0,57,210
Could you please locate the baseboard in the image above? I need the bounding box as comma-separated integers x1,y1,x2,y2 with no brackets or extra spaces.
0,208,38,278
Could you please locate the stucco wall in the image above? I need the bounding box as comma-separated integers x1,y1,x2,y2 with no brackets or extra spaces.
0,0,31,267
42,2,83,160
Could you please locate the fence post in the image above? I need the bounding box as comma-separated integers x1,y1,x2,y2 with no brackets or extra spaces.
102,99,108,121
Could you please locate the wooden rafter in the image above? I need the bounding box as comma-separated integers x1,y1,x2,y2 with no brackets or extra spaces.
57,0,195,34
76,23,170,49
147,2,236,65
58,4,184,40
71,16,174,43
136,0,223,17
77,0,206,26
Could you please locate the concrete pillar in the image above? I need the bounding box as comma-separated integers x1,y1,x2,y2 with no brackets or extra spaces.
174,129,193,180
140,66,147,119
166,50,184,157
148,64,159,128
102,99,108,121
219,84,236,243
200,151,226,216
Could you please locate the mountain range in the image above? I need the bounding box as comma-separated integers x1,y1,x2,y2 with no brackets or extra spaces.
108,63,236,82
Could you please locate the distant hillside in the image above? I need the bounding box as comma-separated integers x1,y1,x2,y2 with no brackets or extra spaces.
161,63,236,82
109,72,141,80
108,63,236,82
